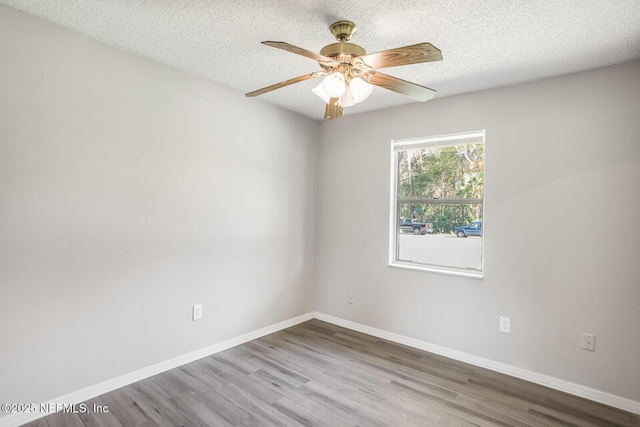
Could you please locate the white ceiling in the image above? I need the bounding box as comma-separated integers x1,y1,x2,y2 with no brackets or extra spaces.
2,0,640,120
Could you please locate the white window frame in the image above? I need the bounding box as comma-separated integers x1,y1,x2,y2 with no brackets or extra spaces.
389,130,485,278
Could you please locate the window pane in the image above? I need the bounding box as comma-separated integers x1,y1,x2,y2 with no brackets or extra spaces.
397,143,484,200
399,203,483,235
397,203,483,271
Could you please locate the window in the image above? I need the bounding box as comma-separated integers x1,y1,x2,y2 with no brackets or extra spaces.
389,130,485,277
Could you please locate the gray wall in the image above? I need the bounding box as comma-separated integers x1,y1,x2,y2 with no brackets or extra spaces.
315,60,640,401
0,5,317,410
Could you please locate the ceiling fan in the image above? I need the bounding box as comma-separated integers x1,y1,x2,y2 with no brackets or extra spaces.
245,20,442,120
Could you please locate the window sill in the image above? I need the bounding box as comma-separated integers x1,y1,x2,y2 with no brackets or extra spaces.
389,260,484,279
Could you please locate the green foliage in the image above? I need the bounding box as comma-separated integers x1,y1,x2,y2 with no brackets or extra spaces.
398,143,484,234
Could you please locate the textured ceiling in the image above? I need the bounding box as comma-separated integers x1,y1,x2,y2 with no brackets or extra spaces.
2,0,640,120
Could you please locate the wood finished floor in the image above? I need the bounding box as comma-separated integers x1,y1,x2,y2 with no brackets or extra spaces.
23,319,639,427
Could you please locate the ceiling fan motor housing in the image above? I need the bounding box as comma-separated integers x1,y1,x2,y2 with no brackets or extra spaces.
320,42,366,59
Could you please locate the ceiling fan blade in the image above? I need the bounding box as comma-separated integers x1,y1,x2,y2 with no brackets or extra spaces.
368,72,436,102
262,41,337,64
358,43,442,69
245,73,318,97
324,97,343,120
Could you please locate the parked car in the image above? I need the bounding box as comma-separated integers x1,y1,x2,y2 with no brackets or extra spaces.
455,221,482,237
400,218,434,235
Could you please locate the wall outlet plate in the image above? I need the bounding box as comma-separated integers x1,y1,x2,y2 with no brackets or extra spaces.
192,304,203,321
499,316,511,333
581,333,596,351
347,292,355,304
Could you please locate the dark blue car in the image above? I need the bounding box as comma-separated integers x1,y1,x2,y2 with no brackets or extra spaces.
455,221,482,237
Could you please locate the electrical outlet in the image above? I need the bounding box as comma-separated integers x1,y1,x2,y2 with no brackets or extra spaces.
348,292,355,304
499,316,511,333
581,333,596,352
192,304,203,321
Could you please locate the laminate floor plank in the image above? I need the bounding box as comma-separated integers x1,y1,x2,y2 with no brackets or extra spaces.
271,396,358,427
540,394,639,426
77,397,124,427
214,379,305,427
119,386,184,427
97,389,150,426
20,418,48,427
346,384,442,426
211,349,263,376
39,410,85,427
20,320,640,426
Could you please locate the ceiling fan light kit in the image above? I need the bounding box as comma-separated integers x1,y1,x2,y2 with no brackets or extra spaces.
312,75,373,108
246,20,442,120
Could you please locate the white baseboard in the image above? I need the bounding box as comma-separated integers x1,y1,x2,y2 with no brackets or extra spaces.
0,312,315,427
313,311,640,415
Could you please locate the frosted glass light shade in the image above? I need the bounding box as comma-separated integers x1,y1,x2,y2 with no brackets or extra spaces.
322,72,346,98
312,83,331,104
349,78,373,103
338,87,356,107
